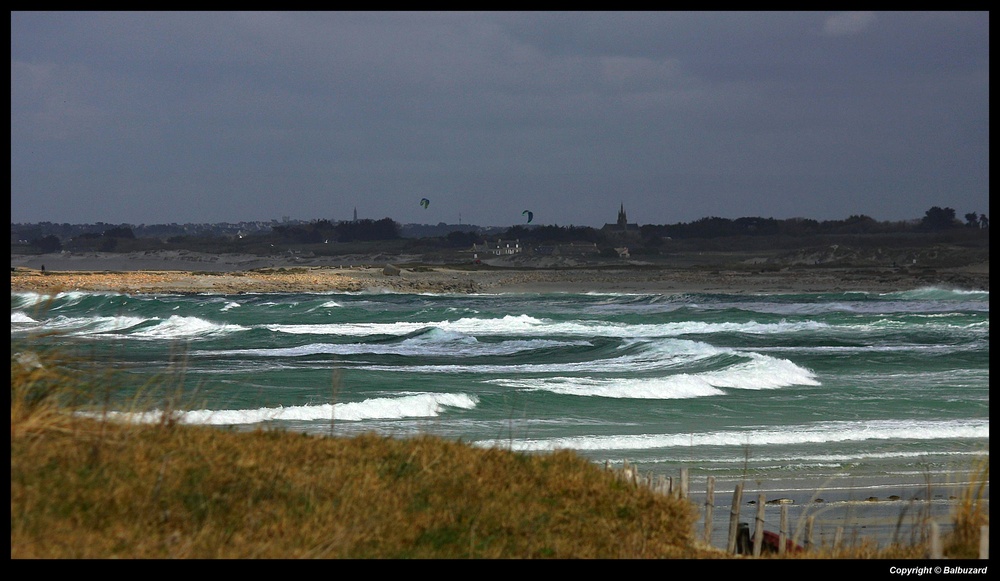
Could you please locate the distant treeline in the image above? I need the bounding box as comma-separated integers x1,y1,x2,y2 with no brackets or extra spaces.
10,206,989,255
644,208,989,239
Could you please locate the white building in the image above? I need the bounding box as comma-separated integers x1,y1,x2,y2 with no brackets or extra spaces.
473,238,522,256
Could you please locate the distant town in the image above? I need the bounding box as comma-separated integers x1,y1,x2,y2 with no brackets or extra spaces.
10,205,989,261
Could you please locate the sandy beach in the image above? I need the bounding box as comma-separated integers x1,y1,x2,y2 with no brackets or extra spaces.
9,250,990,295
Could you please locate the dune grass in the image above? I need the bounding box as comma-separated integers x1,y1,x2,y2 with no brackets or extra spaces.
9,345,988,559
10,347,714,559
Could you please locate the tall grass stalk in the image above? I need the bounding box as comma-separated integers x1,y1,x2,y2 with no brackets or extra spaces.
944,457,990,559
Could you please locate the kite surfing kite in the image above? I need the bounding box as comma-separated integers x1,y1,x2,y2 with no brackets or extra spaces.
419,198,430,209
522,210,533,223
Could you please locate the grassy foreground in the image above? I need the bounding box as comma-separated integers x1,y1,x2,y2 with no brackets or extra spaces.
10,348,988,559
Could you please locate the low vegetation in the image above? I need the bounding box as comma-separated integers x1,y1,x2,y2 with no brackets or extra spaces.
12,206,990,267
10,346,989,559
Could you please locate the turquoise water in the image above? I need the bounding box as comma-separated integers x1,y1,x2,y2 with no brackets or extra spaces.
12,286,989,548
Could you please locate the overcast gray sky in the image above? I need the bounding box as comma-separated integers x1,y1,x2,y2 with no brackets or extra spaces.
11,11,990,228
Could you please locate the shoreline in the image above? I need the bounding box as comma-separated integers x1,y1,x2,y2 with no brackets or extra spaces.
10,251,990,295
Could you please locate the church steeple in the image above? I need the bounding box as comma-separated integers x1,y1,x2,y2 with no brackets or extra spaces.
602,202,638,235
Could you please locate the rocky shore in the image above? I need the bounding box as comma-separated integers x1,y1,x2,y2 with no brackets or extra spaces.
10,250,989,296
10,267,989,294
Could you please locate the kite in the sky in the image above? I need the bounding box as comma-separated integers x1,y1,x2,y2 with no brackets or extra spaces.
420,198,430,209
522,210,533,223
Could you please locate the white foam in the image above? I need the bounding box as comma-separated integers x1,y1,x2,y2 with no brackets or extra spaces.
485,352,818,397
86,392,479,426
10,312,37,323
130,315,248,339
263,315,831,338
475,418,990,452
200,334,591,358
20,314,149,335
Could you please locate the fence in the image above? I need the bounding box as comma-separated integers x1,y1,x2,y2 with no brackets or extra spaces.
605,460,988,559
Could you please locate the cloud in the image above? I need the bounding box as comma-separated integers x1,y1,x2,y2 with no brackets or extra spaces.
821,12,877,36
10,61,107,142
9,12,988,226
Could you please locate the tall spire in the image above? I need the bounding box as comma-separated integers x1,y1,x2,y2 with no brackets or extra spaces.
618,203,627,228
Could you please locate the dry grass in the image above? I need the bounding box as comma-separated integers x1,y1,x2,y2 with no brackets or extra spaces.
9,347,988,559
12,423,714,558
944,457,990,559
11,348,714,559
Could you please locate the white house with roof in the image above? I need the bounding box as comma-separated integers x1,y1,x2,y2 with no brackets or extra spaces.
472,238,522,256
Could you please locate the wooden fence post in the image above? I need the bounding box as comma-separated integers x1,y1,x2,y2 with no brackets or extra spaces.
779,504,789,556
655,474,668,495
806,515,815,552
679,467,689,499
753,494,765,557
728,483,744,554
622,459,637,486
928,521,943,559
703,476,715,545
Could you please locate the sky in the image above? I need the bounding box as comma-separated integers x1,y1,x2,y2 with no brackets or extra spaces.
10,11,990,228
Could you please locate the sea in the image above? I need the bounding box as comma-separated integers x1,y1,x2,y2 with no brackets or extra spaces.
11,285,989,550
